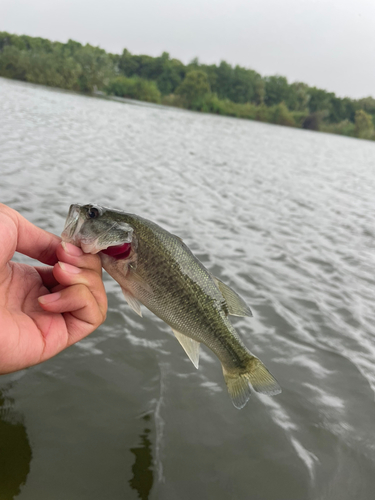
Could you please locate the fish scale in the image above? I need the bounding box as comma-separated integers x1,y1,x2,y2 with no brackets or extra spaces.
62,203,281,409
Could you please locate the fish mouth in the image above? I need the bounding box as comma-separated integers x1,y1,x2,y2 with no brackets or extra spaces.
101,242,132,260
61,203,134,256
61,204,85,245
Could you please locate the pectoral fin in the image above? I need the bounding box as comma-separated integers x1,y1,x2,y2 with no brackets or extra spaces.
171,328,200,369
121,287,143,317
213,277,253,317
128,263,152,294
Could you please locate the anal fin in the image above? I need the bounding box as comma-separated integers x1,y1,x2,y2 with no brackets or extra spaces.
171,328,200,369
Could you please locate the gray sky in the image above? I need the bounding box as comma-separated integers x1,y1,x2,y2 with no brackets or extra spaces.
2,0,375,99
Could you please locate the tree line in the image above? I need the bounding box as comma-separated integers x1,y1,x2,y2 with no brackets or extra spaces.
1,32,374,140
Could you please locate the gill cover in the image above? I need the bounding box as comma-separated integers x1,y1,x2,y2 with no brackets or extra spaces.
62,203,134,254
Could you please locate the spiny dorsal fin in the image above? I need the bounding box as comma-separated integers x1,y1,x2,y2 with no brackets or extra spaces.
213,277,253,317
171,328,200,369
121,287,143,317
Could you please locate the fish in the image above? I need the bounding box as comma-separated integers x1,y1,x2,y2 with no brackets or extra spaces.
62,203,281,408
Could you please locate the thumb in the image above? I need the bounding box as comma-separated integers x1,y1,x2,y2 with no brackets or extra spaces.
0,209,17,278
0,204,60,272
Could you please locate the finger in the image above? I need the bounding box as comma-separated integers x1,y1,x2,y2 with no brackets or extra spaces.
34,266,59,289
52,261,107,317
38,284,106,345
0,210,18,268
56,242,102,275
0,204,60,266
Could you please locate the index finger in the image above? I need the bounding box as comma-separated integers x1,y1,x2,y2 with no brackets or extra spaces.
0,204,61,266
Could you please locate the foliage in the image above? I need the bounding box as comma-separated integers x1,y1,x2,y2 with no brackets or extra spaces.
175,70,211,109
264,76,293,107
267,102,296,127
105,76,161,103
1,31,375,141
288,82,310,111
328,96,358,123
302,111,327,131
118,49,185,95
354,110,375,139
306,87,334,114
319,120,355,137
320,119,355,137
197,94,258,119
0,32,114,92
72,44,114,92
161,93,186,108
290,110,309,128
357,97,375,116
208,61,264,105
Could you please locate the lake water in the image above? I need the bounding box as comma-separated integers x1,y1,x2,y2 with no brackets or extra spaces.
1,76,375,500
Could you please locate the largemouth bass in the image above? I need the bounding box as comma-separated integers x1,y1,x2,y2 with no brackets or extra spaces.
62,204,281,408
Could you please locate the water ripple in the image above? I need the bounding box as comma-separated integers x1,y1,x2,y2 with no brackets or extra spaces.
1,77,375,499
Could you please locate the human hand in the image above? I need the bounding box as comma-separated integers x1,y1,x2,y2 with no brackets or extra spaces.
0,204,107,374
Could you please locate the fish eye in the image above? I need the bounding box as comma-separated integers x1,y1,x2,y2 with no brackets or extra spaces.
87,207,100,219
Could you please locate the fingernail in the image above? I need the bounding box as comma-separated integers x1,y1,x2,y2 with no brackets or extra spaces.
58,262,81,274
38,292,61,304
62,241,83,257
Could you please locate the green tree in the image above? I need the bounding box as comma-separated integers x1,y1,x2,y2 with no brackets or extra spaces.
302,111,326,131
307,87,334,114
24,52,81,89
230,66,261,104
357,96,375,115
264,75,292,107
354,109,374,139
1,31,375,142
287,82,309,111
328,96,357,123
105,76,161,103
156,56,185,95
73,44,114,92
253,78,265,105
320,119,355,137
213,61,234,100
192,63,217,91
0,45,28,80
175,70,211,109
118,48,138,76
268,102,295,127
63,38,83,56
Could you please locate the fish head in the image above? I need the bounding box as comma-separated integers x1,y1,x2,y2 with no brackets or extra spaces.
61,203,134,256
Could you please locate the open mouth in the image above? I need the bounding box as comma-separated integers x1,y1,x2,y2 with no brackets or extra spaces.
62,204,134,257
101,242,132,260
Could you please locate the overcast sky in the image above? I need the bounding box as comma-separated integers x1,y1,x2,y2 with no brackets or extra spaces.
2,0,375,99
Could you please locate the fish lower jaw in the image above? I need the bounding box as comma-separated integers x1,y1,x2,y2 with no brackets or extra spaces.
80,241,102,254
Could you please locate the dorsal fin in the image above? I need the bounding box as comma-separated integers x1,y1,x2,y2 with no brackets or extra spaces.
213,277,252,317
171,328,200,369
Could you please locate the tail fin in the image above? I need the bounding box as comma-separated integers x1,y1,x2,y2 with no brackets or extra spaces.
223,357,281,409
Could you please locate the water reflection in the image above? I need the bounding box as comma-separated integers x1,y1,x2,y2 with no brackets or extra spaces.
0,388,32,499
129,414,154,500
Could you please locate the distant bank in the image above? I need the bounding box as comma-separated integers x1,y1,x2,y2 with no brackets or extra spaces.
1,32,374,141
